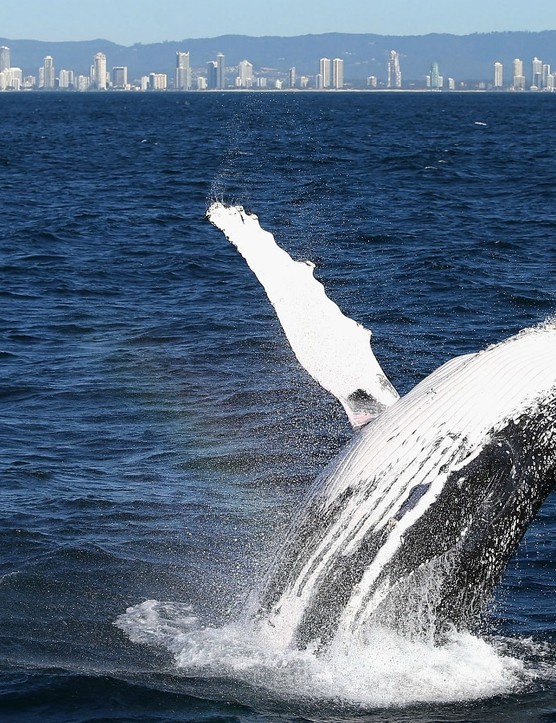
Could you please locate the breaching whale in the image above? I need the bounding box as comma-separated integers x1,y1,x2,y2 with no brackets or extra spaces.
207,202,556,650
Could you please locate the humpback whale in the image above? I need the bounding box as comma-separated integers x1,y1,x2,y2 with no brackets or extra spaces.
207,202,556,651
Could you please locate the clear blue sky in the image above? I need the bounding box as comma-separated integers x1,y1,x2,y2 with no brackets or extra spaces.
1,0,556,45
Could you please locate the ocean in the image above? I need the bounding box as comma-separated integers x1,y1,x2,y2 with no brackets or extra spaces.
1,90,555,722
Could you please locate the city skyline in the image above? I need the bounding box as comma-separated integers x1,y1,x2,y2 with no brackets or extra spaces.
2,0,556,46
2,43,556,93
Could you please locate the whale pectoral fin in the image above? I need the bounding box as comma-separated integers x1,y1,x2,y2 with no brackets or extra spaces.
207,202,399,428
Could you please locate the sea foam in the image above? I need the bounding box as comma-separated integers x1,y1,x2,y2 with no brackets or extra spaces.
116,599,531,709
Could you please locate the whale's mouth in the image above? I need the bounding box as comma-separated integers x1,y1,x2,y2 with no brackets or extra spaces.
115,599,551,710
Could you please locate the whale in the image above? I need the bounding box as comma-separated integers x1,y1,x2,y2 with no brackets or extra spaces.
207,202,556,650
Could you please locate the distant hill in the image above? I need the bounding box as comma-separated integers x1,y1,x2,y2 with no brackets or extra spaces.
2,31,556,85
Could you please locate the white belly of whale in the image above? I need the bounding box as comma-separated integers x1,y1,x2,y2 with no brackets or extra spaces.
251,325,556,647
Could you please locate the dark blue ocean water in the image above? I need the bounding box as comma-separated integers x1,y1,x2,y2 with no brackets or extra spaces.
1,91,555,722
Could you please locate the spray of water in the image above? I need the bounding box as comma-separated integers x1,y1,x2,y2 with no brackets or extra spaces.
116,599,535,709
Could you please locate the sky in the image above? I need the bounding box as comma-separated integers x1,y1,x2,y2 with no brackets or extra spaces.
2,0,556,45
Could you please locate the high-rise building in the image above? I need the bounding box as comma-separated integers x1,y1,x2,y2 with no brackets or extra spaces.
149,73,167,90
0,66,22,90
332,58,344,89
42,56,55,89
216,53,225,89
0,46,10,72
387,50,402,88
112,66,128,89
77,75,90,91
531,57,543,88
93,52,107,89
10,68,22,90
513,58,525,90
58,69,74,89
288,66,296,88
207,61,218,89
319,58,331,88
430,61,442,89
238,59,253,88
542,64,551,89
175,51,191,90
494,62,503,88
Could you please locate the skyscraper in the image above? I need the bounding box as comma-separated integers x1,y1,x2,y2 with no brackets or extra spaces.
112,66,128,89
8,67,22,90
77,75,90,91
0,66,22,90
175,51,191,90
0,46,10,72
387,50,402,88
149,73,167,90
58,69,74,89
207,61,217,89
238,59,253,88
43,56,55,89
216,53,225,89
93,52,107,90
430,61,442,89
319,58,331,88
513,58,525,90
531,57,542,88
494,62,503,88
332,58,344,89
288,66,296,88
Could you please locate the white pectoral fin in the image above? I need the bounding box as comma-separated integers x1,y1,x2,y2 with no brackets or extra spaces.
207,202,399,428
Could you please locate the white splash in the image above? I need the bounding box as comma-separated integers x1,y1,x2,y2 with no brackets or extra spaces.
116,599,531,708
